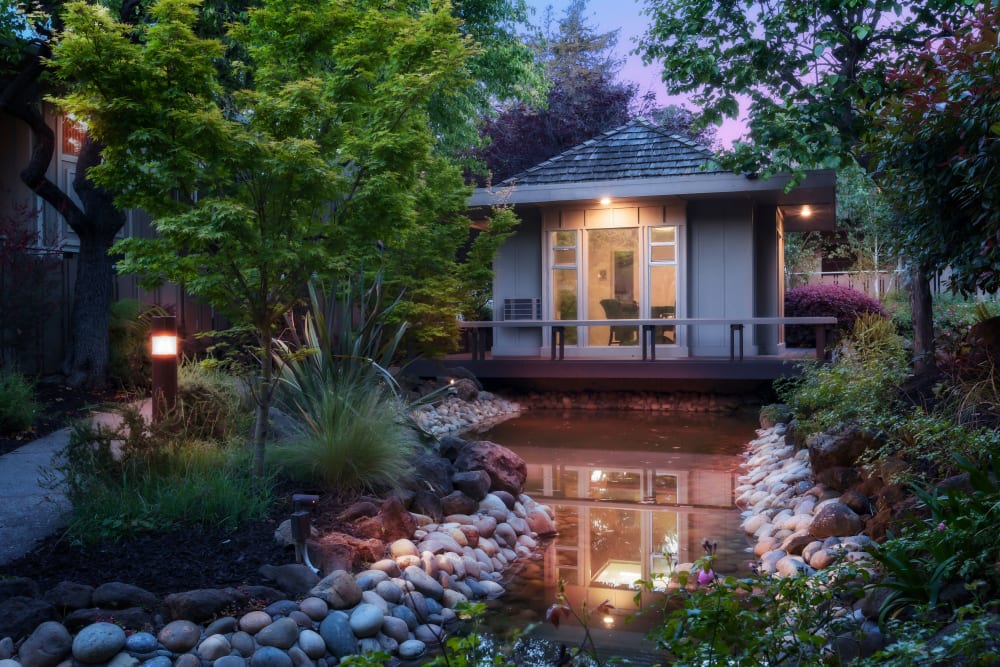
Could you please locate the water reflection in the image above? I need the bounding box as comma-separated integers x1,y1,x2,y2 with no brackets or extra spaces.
474,410,756,662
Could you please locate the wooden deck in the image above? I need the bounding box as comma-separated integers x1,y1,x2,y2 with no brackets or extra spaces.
404,316,835,392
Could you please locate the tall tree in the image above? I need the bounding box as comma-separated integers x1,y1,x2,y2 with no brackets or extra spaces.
52,0,476,475
639,0,980,365
834,163,898,300
477,0,640,182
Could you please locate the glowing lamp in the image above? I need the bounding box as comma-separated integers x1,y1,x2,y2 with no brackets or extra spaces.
801,205,812,218
599,197,612,205
150,315,178,422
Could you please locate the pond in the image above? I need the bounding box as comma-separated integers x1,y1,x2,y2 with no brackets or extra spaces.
469,409,758,664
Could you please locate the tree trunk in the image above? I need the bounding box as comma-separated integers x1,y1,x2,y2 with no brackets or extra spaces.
909,263,936,375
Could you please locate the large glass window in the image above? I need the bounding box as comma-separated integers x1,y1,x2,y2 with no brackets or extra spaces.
588,228,639,346
649,226,678,344
551,231,578,344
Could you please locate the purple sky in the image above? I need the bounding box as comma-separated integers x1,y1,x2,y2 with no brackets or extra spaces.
524,0,748,146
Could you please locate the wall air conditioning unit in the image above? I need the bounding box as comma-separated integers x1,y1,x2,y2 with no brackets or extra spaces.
502,298,542,321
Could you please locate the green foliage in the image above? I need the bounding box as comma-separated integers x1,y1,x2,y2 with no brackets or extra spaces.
168,362,250,442
777,313,909,435
52,405,273,542
872,454,1000,622
108,299,168,390
0,371,36,435
834,163,899,298
271,281,418,492
641,552,870,665
866,6,1000,296
639,0,980,181
425,601,522,667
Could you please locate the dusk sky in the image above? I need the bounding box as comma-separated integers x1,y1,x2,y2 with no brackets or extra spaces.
524,0,749,146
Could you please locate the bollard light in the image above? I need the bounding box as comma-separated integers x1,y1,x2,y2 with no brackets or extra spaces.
150,315,178,423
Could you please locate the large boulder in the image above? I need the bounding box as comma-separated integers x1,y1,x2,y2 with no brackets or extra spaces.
405,455,455,496
351,496,416,543
310,570,363,610
807,425,880,474
809,502,863,538
0,597,55,641
453,441,527,496
312,533,384,574
163,588,248,623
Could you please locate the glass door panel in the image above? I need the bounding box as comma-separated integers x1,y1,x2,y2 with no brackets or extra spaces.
649,226,678,344
551,231,578,344
587,228,639,346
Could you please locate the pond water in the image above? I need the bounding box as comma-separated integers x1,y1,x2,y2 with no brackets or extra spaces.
468,409,758,664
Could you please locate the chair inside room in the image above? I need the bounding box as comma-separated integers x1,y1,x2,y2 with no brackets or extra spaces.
600,298,639,345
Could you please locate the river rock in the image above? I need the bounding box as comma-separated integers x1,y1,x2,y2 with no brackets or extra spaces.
164,588,247,623
256,617,300,649
390,539,419,559
73,622,127,664
0,597,55,642
381,616,409,644
349,603,384,638
173,653,200,667
525,509,556,536
807,425,879,473
298,629,326,660
214,656,245,667
204,616,237,636
440,491,478,517
157,620,201,653
259,564,320,598
809,502,863,538
251,646,293,667
311,570,363,610
404,565,444,600
231,631,256,657
413,624,442,645
299,596,328,621
392,603,419,630
319,612,356,659
196,634,230,662
18,621,72,667
92,583,159,611
398,640,426,660
239,610,273,634
44,582,94,612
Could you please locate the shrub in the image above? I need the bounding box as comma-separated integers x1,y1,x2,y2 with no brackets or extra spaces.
51,405,272,541
162,362,249,442
778,314,909,437
0,372,36,435
785,284,887,347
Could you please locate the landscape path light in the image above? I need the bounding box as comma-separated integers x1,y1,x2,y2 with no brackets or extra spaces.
150,315,178,423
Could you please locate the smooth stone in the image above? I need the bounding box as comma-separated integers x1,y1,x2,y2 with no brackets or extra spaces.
73,623,127,664
141,658,172,667
124,632,158,656
204,617,238,637
398,640,426,660
319,611,356,659
19,621,72,667
230,632,256,657
197,635,231,662
413,624,443,646
107,652,139,667
404,565,444,600
809,549,837,570
289,610,312,628
256,617,300,650
240,611,274,634
0,638,11,661
375,632,398,655
349,603,384,638
375,581,403,605
298,630,326,660
355,571,389,590
299,597,328,622
381,616,409,644
251,646,292,667
311,570,363,610
389,539,419,559
356,638,381,655
441,589,468,609
472,515,497,538
213,656,246,667
368,560,402,578
478,580,505,599
174,653,201,667
287,646,312,667
391,604,419,630
361,591,389,615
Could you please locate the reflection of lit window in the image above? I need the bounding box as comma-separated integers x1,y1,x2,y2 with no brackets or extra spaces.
62,116,87,156
592,560,641,589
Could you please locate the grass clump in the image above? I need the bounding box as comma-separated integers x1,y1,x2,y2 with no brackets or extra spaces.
0,372,36,435
271,280,420,493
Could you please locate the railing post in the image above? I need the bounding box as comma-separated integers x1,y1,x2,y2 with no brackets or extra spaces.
814,324,827,360
642,325,656,361
729,323,744,362
551,326,566,361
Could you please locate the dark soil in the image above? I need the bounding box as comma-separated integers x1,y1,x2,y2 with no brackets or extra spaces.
0,386,361,597
0,381,123,457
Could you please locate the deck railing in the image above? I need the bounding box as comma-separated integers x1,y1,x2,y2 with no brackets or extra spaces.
457,316,838,362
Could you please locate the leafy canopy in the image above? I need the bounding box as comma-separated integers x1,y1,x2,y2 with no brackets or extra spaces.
639,0,981,179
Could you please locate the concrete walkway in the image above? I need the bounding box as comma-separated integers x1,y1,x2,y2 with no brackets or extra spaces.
0,406,146,568
0,427,71,567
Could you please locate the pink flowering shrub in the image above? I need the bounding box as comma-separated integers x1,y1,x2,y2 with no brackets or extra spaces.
785,284,887,347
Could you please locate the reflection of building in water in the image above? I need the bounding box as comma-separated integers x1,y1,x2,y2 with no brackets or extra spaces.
516,446,742,616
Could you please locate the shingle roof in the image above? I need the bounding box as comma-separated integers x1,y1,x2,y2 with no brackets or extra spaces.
501,118,724,186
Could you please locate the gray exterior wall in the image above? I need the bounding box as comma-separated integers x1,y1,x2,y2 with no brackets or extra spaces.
687,199,755,356
492,208,543,355
753,205,781,354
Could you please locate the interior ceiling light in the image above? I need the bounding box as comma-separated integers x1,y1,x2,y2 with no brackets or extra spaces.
801,205,812,218
599,197,612,205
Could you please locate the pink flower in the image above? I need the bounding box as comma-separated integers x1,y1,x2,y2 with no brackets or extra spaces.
697,569,716,585
937,522,946,531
